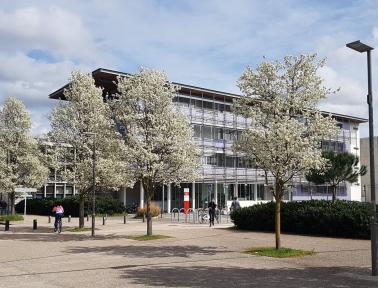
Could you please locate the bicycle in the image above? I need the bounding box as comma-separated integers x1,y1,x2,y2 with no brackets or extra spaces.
198,209,209,224
54,217,62,233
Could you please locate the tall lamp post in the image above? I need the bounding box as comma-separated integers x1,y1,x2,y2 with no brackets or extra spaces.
84,132,96,237
347,40,378,276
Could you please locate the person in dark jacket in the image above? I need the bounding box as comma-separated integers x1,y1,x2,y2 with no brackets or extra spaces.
208,199,217,227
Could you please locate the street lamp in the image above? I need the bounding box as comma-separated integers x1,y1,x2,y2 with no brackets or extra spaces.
83,132,96,237
347,40,378,276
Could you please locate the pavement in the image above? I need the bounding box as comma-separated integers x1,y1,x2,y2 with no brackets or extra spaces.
0,214,377,287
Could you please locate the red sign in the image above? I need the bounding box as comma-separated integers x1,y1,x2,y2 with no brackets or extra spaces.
184,188,190,213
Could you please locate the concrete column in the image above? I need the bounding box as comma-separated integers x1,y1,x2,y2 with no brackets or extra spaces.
54,183,57,198
73,185,76,195
214,180,218,205
123,186,127,206
192,181,196,209
234,182,238,198
167,184,172,213
254,183,258,201
140,182,144,208
43,185,47,198
63,183,66,198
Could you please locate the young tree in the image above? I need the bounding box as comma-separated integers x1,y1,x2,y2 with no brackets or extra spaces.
113,68,199,236
306,150,367,202
234,55,338,249
0,97,49,214
49,71,133,228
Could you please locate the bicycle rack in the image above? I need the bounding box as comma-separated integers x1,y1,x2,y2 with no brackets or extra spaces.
187,208,195,223
179,208,186,222
171,208,179,222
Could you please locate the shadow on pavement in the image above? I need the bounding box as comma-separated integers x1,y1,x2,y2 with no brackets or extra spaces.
0,232,127,242
118,265,374,288
66,245,224,258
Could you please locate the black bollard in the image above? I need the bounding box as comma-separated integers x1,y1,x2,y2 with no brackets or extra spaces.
48,216,51,223
68,215,71,222
142,214,145,222
33,219,37,230
124,215,126,224
102,216,106,225
5,220,9,231
87,214,89,222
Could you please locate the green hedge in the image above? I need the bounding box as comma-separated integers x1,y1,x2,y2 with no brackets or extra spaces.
231,200,376,239
15,196,125,217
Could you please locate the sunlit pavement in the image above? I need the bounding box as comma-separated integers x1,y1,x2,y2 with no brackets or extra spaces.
0,214,377,288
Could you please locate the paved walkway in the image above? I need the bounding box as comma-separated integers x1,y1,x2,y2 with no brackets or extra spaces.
0,215,377,287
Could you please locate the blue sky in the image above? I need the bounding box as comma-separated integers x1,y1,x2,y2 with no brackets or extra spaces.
0,0,378,136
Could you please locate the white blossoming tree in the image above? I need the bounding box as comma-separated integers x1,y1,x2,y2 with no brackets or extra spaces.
49,71,133,228
234,55,338,249
0,97,49,214
113,68,199,236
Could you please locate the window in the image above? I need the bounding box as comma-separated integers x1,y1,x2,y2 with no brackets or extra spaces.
202,126,212,139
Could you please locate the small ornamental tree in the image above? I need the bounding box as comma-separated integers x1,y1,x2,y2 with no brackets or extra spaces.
234,55,338,249
306,150,367,202
0,97,49,214
113,68,199,236
49,71,133,228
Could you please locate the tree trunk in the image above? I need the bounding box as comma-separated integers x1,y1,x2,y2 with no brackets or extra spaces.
10,192,15,215
274,180,283,250
275,195,281,249
79,193,85,228
146,197,152,236
331,186,337,202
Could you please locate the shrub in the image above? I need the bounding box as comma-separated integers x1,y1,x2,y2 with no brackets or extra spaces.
136,204,161,217
0,214,24,221
231,200,376,239
15,196,125,217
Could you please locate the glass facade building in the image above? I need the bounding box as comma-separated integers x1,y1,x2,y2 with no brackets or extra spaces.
48,68,367,211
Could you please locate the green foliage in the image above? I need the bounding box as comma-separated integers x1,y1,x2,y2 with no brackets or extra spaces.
231,200,375,239
0,214,24,221
245,247,315,258
15,196,125,217
306,151,367,201
130,234,172,241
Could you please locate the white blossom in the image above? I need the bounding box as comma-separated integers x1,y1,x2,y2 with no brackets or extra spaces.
113,68,200,235
234,54,339,248
0,97,49,214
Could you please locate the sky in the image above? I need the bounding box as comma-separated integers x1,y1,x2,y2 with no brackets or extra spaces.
0,0,378,137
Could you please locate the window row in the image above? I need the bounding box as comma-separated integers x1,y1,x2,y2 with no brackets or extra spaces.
193,125,244,141
205,154,256,168
174,96,232,112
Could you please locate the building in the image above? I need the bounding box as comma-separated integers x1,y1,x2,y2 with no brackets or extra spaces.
48,68,367,211
360,137,378,202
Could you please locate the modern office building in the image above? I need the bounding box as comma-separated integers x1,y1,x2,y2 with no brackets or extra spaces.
48,68,367,211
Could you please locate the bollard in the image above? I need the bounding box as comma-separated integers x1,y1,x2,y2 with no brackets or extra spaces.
124,215,127,224
102,216,106,225
142,214,145,222
48,216,51,223
68,215,71,222
87,214,89,222
5,220,10,231
33,219,37,230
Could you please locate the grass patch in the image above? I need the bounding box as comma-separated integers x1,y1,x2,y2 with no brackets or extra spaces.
245,247,315,258
130,234,172,241
66,227,93,232
0,214,24,222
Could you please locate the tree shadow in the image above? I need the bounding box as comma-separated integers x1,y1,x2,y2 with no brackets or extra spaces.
117,265,375,288
66,245,224,258
0,232,127,242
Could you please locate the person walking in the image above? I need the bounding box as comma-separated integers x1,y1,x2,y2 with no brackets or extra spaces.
52,202,64,232
230,197,241,212
208,199,217,227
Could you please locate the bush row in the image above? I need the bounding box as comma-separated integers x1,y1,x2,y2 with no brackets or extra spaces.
15,196,125,217
231,200,377,239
